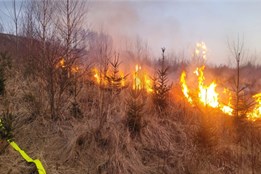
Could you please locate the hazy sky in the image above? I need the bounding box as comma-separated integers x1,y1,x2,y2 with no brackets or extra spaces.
0,0,261,65
88,0,261,65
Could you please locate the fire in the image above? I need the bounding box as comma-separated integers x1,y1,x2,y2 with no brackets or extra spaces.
93,68,101,84
56,58,65,68
180,65,234,114
180,42,261,120
132,64,153,93
119,71,126,87
180,63,261,119
91,67,127,89
144,74,153,93
71,66,79,73
180,42,236,115
180,42,220,109
180,71,193,104
195,42,207,60
194,66,219,108
247,93,261,121
133,65,142,90
220,88,233,116
221,105,233,116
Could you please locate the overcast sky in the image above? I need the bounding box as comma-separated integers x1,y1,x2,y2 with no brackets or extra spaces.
1,0,261,65
88,0,261,65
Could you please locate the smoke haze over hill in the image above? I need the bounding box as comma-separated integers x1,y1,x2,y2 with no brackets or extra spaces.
88,0,261,65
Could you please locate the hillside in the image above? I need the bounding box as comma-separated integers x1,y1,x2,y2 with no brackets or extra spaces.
0,32,261,174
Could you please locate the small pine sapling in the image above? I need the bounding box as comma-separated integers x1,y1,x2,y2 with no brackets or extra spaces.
126,89,145,138
105,54,128,94
152,48,172,113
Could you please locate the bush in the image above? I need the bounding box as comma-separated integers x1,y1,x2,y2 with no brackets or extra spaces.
0,112,14,141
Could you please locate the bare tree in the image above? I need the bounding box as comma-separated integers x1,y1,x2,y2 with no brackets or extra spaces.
57,0,87,60
21,1,35,38
55,0,88,118
0,21,4,33
29,0,61,119
1,0,23,35
2,0,23,53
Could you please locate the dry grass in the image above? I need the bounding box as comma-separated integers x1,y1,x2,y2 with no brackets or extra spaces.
1,63,261,174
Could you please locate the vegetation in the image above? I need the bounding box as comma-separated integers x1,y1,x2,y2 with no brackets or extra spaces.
152,48,172,113
0,0,261,174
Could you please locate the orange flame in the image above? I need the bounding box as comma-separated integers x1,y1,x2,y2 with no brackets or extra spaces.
221,105,233,116
56,58,65,68
93,68,101,84
247,93,261,121
133,65,142,90
71,66,79,73
179,42,261,119
132,64,153,93
220,88,233,116
180,71,193,104
144,74,153,93
194,66,219,108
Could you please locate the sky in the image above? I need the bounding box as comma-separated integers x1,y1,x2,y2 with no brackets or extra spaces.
88,0,261,65
0,0,261,65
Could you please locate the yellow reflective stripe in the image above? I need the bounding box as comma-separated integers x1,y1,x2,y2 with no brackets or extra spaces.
9,141,46,174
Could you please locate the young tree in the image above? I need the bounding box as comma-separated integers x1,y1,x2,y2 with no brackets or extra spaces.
0,52,12,96
105,53,128,94
126,89,145,138
227,37,253,117
227,37,258,173
152,48,172,113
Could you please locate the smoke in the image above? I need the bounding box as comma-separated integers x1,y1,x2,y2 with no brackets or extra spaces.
88,1,182,59
87,0,261,66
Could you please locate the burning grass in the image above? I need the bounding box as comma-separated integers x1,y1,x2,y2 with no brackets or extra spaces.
1,42,261,174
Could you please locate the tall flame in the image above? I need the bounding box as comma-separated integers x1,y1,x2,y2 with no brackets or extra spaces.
194,66,219,108
133,65,142,90
179,42,261,120
132,64,153,93
180,71,193,104
93,68,101,84
144,74,153,93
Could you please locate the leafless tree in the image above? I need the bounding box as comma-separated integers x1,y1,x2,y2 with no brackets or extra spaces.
56,0,87,60
2,0,23,53
0,21,4,33
2,0,23,35
21,1,35,38
55,0,88,117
